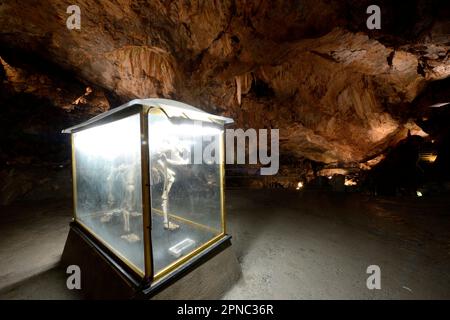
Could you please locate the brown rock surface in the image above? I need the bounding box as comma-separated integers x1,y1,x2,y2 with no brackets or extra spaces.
0,0,449,174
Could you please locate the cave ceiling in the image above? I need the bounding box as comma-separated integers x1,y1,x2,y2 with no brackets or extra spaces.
1,0,449,165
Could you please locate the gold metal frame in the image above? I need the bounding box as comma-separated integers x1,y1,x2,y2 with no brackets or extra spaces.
152,232,225,282
146,106,227,281
220,130,226,234
152,208,220,234
71,112,146,279
70,104,228,284
139,110,153,281
71,134,77,222
76,219,145,277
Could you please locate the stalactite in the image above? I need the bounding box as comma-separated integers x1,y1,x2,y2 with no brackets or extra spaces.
235,73,253,105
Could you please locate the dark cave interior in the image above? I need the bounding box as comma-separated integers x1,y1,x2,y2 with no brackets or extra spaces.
1,1,449,205
0,0,449,300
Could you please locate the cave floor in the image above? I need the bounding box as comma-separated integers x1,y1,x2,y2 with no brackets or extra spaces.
0,190,450,299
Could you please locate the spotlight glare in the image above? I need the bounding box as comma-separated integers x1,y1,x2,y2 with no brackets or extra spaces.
429,102,450,108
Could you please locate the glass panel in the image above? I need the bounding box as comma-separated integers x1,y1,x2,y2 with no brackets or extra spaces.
73,114,144,273
148,109,223,274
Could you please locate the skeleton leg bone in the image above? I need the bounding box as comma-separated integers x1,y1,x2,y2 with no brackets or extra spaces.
162,165,179,230
123,210,130,232
120,184,141,243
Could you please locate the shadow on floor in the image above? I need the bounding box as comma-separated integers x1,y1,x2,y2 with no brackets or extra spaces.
0,264,82,300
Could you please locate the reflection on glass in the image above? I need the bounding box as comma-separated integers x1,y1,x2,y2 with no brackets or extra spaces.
73,114,144,273
148,109,223,274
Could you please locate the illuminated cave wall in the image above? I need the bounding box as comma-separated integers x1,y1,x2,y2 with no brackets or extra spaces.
0,0,449,202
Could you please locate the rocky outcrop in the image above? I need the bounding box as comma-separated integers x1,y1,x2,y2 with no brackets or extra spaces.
0,0,449,201
0,48,112,205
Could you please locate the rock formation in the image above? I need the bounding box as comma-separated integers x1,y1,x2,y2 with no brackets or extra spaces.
0,0,449,202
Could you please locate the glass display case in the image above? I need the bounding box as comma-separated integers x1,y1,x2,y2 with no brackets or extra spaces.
63,99,233,284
